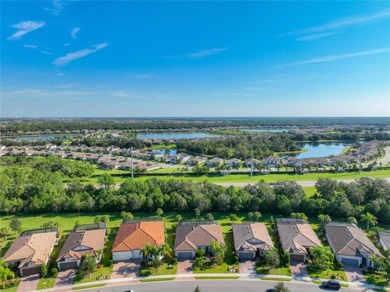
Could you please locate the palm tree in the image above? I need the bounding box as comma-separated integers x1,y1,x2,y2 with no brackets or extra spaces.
141,244,153,261
274,282,290,292
361,212,377,231
0,261,15,289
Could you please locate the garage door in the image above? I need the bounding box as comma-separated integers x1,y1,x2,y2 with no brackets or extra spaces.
290,254,305,262
59,261,78,270
21,266,41,276
177,252,193,259
341,258,360,266
113,251,132,262
238,252,255,261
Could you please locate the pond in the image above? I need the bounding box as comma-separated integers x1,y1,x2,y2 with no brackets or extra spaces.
137,132,219,140
241,128,289,133
295,142,353,159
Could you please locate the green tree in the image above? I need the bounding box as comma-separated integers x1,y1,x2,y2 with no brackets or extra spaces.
274,282,290,292
176,214,183,222
265,250,280,269
0,228,13,241
348,216,358,225
194,208,201,220
194,286,201,292
230,214,239,221
206,213,214,221
120,211,134,219
361,212,377,231
253,211,262,222
41,220,60,229
248,212,254,221
78,254,97,278
290,212,308,221
40,263,48,278
156,208,163,217
0,259,14,289
9,217,22,233
307,246,334,272
209,240,226,265
98,173,114,190
318,214,331,225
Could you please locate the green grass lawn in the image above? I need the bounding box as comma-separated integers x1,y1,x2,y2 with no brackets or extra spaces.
139,277,175,283
194,276,240,279
140,263,177,276
308,268,347,281
0,287,18,292
365,272,390,287
256,265,291,276
260,276,292,281
36,276,56,290
73,266,112,284
72,283,106,290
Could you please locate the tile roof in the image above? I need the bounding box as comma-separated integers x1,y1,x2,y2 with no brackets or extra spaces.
57,228,106,262
325,222,381,257
3,231,57,268
276,218,322,255
174,222,225,251
232,223,274,252
112,221,165,252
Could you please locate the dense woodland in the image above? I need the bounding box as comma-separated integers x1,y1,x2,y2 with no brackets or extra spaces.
0,156,389,223
2,117,390,133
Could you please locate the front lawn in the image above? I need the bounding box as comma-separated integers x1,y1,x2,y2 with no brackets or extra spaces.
256,265,291,276
260,276,292,281
308,268,347,281
140,262,177,276
193,262,235,274
73,266,112,284
139,277,175,283
194,276,240,279
72,283,106,290
365,272,390,287
36,276,56,290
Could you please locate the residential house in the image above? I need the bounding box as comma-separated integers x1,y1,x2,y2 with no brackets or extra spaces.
111,219,165,262
206,157,224,167
226,158,241,168
263,155,279,168
3,228,58,276
245,158,260,169
276,218,322,262
56,224,106,271
378,230,390,251
325,222,382,267
174,221,225,259
232,223,274,260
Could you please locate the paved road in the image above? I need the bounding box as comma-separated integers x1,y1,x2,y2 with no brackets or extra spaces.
87,279,366,292
215,177,390,188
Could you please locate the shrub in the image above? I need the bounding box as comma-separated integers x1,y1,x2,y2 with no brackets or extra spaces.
233,255,239,264
51,268,58,276
40,264,48,278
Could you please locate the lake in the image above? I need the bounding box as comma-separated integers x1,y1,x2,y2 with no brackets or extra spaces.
137,132,220,140
295,142,353,159
241,129,289,133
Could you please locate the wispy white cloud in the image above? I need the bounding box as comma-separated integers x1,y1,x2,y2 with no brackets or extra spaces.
284,8,390,36
296,32,338,41
53,42,109,66
110,90,146,99
281,48,390,67
23,44,38,49
71,27,80,39
8,21,46,40
44,0,75,15
163,48,226,59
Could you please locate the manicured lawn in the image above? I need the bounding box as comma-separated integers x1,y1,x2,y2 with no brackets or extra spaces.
139,277,175,283
0,287,18,292
256,265,291,276
303,186,317,197
72,283,106,290
140,263,177,276
36,276,56,290
365,272,390,287
260,276,292,281
73,266,112,284
308,268,347,281
193,263,235,274
194,276,240,279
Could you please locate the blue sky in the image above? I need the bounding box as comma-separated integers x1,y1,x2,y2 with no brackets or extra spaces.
1,1,390,117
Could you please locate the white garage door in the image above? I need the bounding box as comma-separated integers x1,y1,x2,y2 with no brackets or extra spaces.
132,250,142,259
113,251,132,262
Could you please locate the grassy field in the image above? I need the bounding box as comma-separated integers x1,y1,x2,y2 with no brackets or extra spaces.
260,276,292,281
139,277,175,283
308,268,348,281
194,276,240,279
140,263,177,276
256,265,291,276
36,276,56,290
72,283,106,290
73,267,112,284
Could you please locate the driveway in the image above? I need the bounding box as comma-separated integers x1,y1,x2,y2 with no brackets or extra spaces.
343,265,366,284
239,260,256,274
17,275,40,292
290,261,308,279
55,269,76,287
111,260,140,279
177,259,193,275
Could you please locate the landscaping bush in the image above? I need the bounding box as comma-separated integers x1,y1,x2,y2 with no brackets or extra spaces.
51,268,58,276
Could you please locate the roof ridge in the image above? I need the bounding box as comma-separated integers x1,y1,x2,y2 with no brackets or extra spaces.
197,225,218,242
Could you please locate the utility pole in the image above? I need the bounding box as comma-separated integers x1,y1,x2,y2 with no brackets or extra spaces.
130,146,134,179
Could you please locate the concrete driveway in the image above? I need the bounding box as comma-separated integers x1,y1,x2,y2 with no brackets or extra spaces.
290,261,308,279
239,260,256,274
343,265,366,284
17,275,40,292
177,259,193,275
111,260,141,279
55,269,76,287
